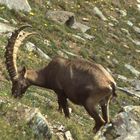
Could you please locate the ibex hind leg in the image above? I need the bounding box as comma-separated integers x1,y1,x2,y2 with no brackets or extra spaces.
100,95,112,123
84,99,105,133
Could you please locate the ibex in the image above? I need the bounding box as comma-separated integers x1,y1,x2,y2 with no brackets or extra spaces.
5,26,117,132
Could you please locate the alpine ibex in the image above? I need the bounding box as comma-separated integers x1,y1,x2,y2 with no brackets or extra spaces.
5,26,117,132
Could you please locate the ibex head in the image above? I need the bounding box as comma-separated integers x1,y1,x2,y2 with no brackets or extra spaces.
5,25,34,98
11,67,30,98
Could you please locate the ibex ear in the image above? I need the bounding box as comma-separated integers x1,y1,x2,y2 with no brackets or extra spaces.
21,66,27,78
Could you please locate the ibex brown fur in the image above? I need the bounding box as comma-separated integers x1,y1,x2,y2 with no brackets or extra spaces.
5,26,117,132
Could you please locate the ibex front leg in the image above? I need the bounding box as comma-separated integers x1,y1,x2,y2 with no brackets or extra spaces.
56,90,70,118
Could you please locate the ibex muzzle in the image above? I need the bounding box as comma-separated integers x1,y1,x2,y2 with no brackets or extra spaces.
5,26,117,132
11,67,29,98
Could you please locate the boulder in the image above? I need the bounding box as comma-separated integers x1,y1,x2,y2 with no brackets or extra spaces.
0,0,31,12
26,42,51,60
46,10,75,25
94,106,140,140
0,97,52,139
0,22,15,34
46,10,90,33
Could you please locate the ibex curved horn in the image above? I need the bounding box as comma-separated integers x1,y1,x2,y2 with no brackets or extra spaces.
5,25,34,81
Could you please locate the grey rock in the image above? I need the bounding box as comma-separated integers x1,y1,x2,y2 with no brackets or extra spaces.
112,58,119,65
65,131,74,140
135,49,140,53
133,26,140,34
73,33,94,41
117,87,140,98
0,0,31,12
121,28,131,36
125,64,140,77
93,7,107,21
116,8,127,17
131,80,140,91
109,16,119,24
72,34,86,41
72,22,90,33
61,49,80,58
11,19,17,25
82,33,95,40
131,39,140,46
117,75,128,81
25,108,52,140
127,20,133,26
56,132,65,140
0,97,52,140
58,125,65,132
0,17,9,23
26,42,51,60
46,10,90,33
0,22,15,34
94,106,140,140
46,10,74,25
108,22,115,27
137,4,140,12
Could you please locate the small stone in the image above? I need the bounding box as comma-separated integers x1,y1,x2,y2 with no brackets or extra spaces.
82,33,95,40
133,26,140,34
121,28,130,36
125,64,140,77
58,125,65,132
65,131,74,140
135,49,140,53
109,16,119,23
123,44,130,49
56,132,65,140
72,34,86,41
132,39,140,46
137,4,140,12
0,17,9,23
108,22,115,27
93,7,107,21
117,75,128,81
82,17,89,22
127,20,133,26
26,42,51,60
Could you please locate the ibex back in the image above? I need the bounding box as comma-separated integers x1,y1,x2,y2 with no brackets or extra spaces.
5,26,117,132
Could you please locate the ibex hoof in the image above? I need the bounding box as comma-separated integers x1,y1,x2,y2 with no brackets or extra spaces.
93,123,104,133
65,114,70,118
93,127,100,133
58,108,63,113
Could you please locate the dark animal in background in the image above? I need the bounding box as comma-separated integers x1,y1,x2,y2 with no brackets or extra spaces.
5,26,117,132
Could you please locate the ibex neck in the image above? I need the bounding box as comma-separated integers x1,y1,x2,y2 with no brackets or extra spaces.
26,69,48,88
